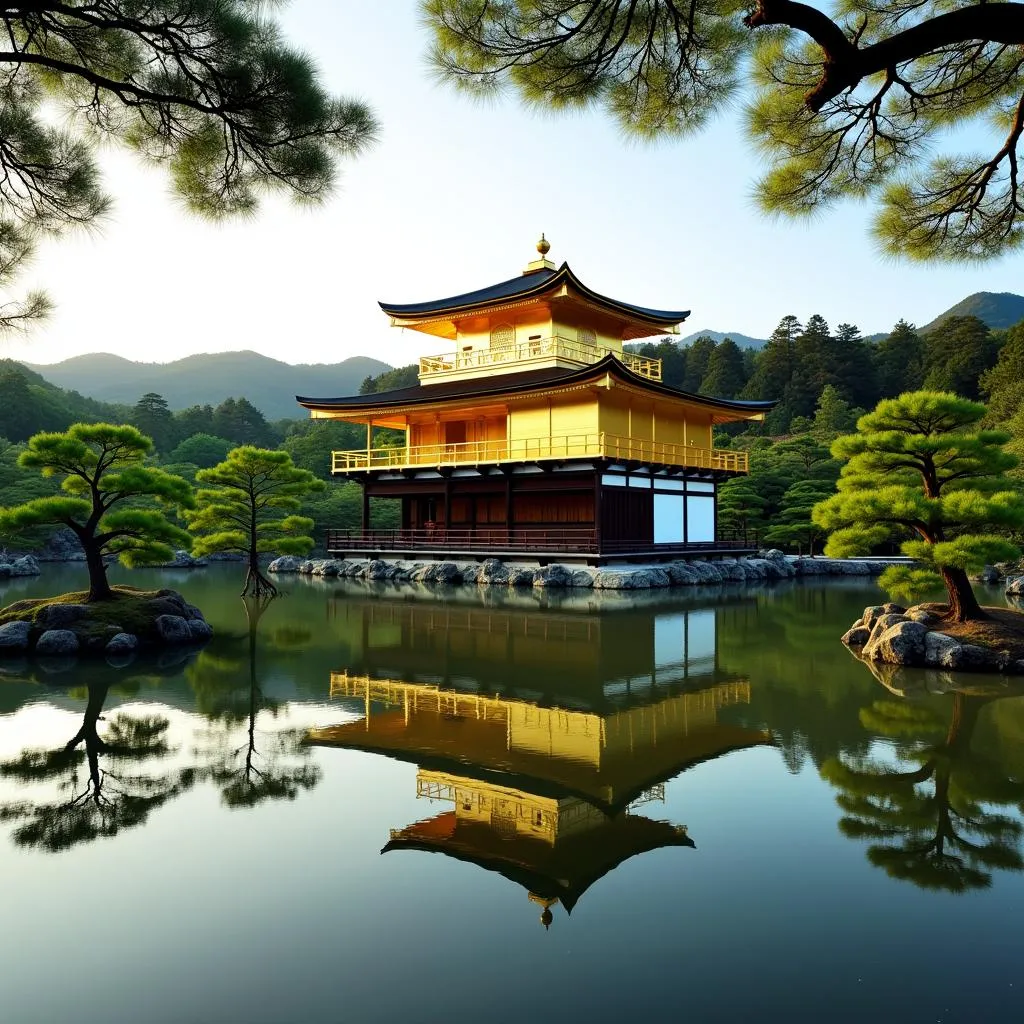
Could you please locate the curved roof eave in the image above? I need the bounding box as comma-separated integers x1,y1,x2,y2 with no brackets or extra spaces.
379,262,690,327
295,353,778,416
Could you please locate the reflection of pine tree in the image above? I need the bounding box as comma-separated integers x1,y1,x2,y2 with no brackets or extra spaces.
188,596,320,807
821,694,1024,892
0,683,196,851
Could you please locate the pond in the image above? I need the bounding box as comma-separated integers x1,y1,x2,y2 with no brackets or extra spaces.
1,565,1022,1024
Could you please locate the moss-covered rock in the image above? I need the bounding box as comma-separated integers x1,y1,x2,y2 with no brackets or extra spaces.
0,587,212,659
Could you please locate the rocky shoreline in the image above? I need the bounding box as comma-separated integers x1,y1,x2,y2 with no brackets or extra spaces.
267,551,898,589
842,603,1024,674
0,588,213,662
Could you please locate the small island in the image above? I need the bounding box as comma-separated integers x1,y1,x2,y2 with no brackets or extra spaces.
819,392,1024,673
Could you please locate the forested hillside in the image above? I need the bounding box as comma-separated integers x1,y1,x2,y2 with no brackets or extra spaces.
24,351,391,420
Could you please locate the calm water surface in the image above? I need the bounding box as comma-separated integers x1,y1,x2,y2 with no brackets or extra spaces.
1,565,1022,1024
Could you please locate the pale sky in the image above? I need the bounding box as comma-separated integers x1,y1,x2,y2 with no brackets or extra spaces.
5,1,1023,369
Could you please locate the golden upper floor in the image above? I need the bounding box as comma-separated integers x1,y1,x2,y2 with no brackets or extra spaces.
381,238,687,385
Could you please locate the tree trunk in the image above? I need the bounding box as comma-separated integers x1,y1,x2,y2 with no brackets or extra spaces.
84,542,113,602
241,546,277,599
940,566,985,623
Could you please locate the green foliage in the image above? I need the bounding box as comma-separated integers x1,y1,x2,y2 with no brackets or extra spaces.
764,479,836,555
0,361,128,441
168,433,234,469
813,391,1024,611
186,447,325,563
822,694,1024,892
810,385,858,442
0,424,194,595
0,1,377,328
980,320,1024,424
359,365,420,394
922,316,1000,400
132,393,178,454
281,420,365,479
210,397,277,447
875,321,925,400
699,338,747,398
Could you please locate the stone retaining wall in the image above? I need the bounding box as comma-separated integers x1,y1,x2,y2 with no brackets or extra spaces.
267,551,897,590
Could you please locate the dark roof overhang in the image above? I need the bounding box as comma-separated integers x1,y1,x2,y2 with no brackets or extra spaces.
378,262,690,329
296,353,777,418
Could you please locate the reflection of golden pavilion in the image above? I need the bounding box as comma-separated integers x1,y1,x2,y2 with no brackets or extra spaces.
309,675,772,927
314,674,768,811
385,770,695,926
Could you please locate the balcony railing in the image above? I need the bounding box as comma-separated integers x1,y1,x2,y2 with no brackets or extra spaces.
419,336,662,381
331,433,748,474
324,528,753,556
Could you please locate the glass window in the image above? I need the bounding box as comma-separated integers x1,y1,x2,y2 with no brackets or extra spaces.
686,495,715,542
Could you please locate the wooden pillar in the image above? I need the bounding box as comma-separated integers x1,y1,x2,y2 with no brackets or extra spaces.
366,419,373,452
593,469,602,553
505,474,513,543
361,485,370,532
443,477,452,529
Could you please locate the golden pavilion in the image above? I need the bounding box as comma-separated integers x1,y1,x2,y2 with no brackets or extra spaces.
297,237,774,562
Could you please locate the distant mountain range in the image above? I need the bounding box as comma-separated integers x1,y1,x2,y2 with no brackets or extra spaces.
23,351,391,422
678,290,1024,350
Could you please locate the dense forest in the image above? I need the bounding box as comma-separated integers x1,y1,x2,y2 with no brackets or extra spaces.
2,310,1024,555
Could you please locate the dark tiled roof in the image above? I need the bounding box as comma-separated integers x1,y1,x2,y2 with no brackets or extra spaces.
379,263,690,326
296,353,776,415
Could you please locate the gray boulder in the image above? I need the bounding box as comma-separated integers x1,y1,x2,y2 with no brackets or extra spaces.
688,561,724,584
958,643,1006,672
36,603,90,630
1006,576,1024,596
841,625,872,647
268,555,304,573
667,562,699,585
923,631,963,669
716,560,748,582
592,569,654,590
146,596,188,618
761,549,786,563
867,620,929,666
0,564,11,578
298,560,316,574
105,632,139,655
507,567,536,587
424,562,462,585
35,630,80,656
533,564,573,588
0,620,32,654
155,614,193,645
971,565,1000,584
475,558,511,585
182,603,205,621
905,606,939,625
862,605,888,629
571,570,595,588
187,619,214,642
10,555,40,576
863,613,911,655
312,559,346,577
362,559,395,581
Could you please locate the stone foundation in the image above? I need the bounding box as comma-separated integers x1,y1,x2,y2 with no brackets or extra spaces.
268,551,898,590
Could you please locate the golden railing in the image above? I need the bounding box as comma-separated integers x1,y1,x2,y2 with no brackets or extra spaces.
331,433,748,474
418,336,662,381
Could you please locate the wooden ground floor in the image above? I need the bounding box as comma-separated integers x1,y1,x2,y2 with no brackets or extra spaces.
330,462,742,562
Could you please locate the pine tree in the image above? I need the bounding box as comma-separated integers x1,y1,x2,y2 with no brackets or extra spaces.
0,2,377,330
132,393,177,454
874,320,925,399
699,338,747,398
745,315,798,407
980,320,1024,424
716,478,767,544
185,448,325,598
813,392,1024,622
811,386,858,442
0,424,194,600
787,314,832,418
764,480,835,555
922,316,1000,400
682,337,716,393
212,398,275,447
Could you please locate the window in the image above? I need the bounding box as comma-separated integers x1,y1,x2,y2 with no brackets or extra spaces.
490,323,515,352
